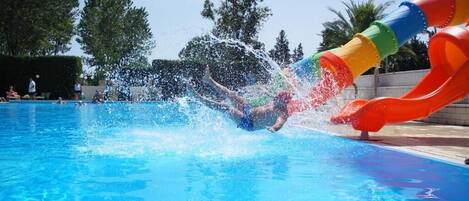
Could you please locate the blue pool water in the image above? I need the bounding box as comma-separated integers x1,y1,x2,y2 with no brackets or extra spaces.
0,102,468,200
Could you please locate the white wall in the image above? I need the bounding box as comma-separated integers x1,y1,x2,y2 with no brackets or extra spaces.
341,69,469,126
82,86,105,100
81,86,150,101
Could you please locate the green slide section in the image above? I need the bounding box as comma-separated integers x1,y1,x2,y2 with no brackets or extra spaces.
311,51,326,77
361,21,399,59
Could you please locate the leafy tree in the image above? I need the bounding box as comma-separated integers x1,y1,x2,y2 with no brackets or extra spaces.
0,0,79,56
178,34,270,86
180,0,272,61
179,0,272,87
292,43,304,62
77,0,155,77
318,0,391,51
202,0,271,45
384,36,430,72
269,30,291,65
201,0,215,21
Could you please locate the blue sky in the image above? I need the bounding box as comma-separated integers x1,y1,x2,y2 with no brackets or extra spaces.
68,0,398,60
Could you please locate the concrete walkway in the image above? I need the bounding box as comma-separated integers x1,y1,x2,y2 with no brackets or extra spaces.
303,121,469,166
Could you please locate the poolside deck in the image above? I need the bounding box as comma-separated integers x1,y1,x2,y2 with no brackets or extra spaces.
303,121,469,166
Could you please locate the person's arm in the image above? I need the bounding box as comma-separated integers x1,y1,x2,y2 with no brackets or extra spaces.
267,113,288,133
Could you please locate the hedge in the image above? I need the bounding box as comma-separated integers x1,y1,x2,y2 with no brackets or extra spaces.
0,55,82,99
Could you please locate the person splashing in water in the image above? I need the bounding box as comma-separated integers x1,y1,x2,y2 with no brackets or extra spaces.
192,66,292,133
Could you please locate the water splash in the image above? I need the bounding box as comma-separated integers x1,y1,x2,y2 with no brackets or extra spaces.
84,33,349,133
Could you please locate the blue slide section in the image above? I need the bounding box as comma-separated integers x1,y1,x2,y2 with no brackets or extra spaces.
291,57,316,81
379,2,428,46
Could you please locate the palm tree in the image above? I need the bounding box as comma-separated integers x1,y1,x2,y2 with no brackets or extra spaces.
319,0,394,96
318,0,393,51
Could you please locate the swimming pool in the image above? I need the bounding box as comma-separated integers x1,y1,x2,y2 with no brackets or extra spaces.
0,102,467,200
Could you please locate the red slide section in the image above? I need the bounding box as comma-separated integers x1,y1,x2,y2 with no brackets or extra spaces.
331,26,469,132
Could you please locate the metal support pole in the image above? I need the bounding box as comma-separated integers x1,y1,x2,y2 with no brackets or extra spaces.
360,131,369,141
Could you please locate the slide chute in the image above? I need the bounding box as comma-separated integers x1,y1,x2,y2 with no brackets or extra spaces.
289,0,469,132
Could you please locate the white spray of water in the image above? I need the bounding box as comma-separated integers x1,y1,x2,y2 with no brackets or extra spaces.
77,34,351,159
194,34,348,126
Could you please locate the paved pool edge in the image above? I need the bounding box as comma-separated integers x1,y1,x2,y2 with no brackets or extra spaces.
296,123,469,166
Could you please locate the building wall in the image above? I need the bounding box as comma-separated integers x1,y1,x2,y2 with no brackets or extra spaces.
81,86,150,101
342,69,469,126
82,86,105,100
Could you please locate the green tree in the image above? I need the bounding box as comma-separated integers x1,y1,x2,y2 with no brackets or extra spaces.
292,43,304,62
318,0,391,51
383,18,433,72
203,0,271,45
179,0,272,87
77,0,155,77
201,0,215,21
384,36,430,72
179,34,219,61
0,0,79,56
269,30,291,65
180,0,272,62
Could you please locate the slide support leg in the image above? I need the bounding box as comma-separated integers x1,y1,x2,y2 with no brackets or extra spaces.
360,131,370,141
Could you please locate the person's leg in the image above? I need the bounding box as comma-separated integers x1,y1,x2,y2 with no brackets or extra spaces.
204,66,246,110
198,94,243,117
191,87,243,120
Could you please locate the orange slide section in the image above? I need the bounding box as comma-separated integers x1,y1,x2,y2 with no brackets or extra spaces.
331,25,469,132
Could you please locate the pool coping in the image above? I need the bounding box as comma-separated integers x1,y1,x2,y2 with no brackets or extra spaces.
295,124,469,168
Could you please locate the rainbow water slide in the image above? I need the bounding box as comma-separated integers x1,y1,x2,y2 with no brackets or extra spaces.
289,0,469,132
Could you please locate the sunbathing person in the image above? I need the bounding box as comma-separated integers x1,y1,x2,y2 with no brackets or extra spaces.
6,86,20,100
192,66,292,132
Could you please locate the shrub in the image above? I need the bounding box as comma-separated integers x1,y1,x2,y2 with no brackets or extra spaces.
0,55,82,99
